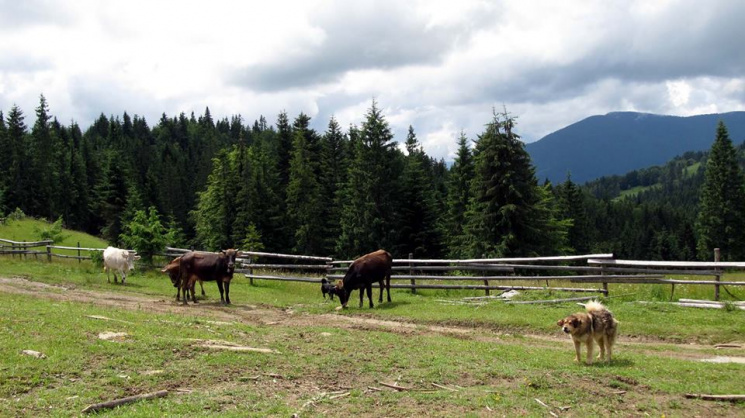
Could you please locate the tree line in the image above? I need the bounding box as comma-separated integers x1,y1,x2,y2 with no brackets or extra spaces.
1,95,743,261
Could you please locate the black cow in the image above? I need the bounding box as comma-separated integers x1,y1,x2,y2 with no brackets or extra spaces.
335,249,392,308
179,249,238,305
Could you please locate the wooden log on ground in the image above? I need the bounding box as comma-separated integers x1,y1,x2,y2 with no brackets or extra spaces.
81,390,169,413
684,393,745,402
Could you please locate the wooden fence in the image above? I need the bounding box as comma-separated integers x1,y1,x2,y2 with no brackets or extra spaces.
0,239,130,262
6,240,745,300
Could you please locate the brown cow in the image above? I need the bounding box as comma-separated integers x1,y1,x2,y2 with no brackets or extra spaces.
335,249,392,308
161,256,205,301
179,249,238,305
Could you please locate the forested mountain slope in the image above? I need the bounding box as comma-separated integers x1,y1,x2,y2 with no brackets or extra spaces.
527,111,745,184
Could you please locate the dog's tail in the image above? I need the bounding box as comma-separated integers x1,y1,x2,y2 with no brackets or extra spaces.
578,300,608,313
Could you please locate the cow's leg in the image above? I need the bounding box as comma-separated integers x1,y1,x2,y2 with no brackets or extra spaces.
216,280,226,304
190,280,198,303
113,272,118,284
378,280,384,303
366,284,374,308
224,280,231,304
358,287,364,308
199,281,206,297
181,276,189,305
385,273,391,302
105,267,110,283
121,272,126,285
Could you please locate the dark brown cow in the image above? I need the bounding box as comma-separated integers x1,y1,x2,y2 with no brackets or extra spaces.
179,249,238,305
161,256,205,301
335,249,392,308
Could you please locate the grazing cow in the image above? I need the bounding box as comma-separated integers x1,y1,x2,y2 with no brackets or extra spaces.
179,249,238,305
335,249,392,308
321,278,342,300
161,256,205,301
102,246,140,284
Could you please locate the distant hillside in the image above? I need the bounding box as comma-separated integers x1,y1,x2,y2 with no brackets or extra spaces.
526,111,745,184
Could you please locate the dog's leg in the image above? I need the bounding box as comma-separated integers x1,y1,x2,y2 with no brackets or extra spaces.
573,340,581,363
586,339,594,365
597,337,605,361
606,336,613,363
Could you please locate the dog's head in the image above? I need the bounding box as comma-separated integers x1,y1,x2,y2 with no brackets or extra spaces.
557,315,582,334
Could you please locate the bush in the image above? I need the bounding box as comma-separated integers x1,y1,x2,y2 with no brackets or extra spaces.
34,216,70,243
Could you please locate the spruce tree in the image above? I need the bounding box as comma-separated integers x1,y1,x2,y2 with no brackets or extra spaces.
5,105,29,213
318,116,349,256
286,114,324,255
396,126,442,258
337,101,402,257
695,121,745,260
463,110,567,257
444,131,474,257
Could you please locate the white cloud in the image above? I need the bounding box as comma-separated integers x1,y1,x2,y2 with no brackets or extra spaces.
2,0,745,159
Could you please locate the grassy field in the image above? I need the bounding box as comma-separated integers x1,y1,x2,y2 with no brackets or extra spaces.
1,218,744,416
0,255,744,417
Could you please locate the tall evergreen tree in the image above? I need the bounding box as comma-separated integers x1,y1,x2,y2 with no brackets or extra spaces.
337,101,402,257
318,116,349,256
444,131,474,257
286,114,324,255
463,110,567,257
5,105,29,213
695,121,745,260
555,174,592,254
29,95,57,218
396,126,442,258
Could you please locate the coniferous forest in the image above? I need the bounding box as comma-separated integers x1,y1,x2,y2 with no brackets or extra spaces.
2,94,745,261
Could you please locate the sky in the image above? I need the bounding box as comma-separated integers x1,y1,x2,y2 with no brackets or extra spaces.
2,0,745,161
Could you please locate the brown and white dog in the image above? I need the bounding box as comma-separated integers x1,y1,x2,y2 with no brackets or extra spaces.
557,301,619,364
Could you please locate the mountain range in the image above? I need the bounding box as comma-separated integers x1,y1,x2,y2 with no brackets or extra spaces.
525,111,745,184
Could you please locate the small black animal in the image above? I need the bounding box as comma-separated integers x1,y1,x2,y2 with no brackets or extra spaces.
321,278,341,300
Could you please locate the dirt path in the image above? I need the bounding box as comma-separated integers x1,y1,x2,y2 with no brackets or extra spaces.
1,276,741,363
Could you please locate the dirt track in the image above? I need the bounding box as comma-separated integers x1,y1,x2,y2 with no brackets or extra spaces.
1,275,740,363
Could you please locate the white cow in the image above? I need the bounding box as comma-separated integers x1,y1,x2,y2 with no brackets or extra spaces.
103,246,140,284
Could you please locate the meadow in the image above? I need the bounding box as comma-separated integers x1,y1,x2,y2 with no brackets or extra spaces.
0,219,743,416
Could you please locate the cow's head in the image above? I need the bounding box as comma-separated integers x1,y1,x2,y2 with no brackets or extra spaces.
162,257,181,287
334,280,349,307
221,249,238,273
124,250,139,271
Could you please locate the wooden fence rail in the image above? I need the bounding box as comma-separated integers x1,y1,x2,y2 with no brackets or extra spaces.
5,240,745,300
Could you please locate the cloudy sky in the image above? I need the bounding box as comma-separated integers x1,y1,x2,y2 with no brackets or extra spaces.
2,0,744,160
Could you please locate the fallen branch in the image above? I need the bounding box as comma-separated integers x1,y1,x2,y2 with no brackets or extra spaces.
534,398,558,417
329,392,350,400
432,383,458,391
685,393,745,402
367,386,384,392
82,390,168,413
715,344,743,349
379,381,413,391
86,315,134,324
507,296,597,305
198,344,276,354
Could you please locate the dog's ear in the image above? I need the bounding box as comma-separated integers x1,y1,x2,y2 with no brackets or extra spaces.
557,319,565,326
322,278,328,285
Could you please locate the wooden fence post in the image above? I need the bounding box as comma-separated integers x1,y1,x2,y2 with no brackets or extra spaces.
714,248,721,301
77,242,81,264
409,253,416,294
46,245,52,262
248,248,254,286
601,264,609,297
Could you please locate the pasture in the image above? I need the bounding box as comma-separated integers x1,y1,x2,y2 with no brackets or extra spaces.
0,255,744,417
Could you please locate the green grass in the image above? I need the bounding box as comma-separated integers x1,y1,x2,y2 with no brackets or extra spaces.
1,221,744,416
0,218,106,248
